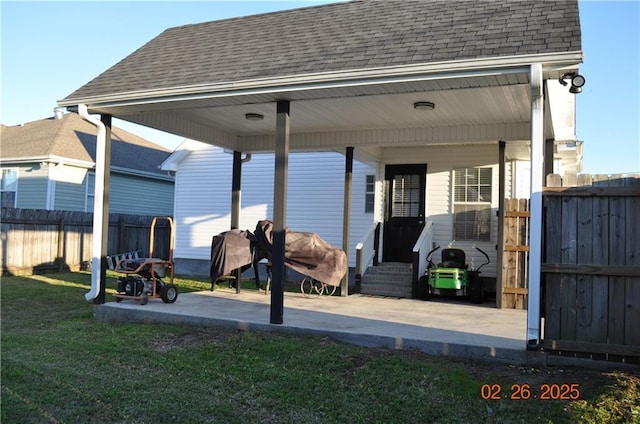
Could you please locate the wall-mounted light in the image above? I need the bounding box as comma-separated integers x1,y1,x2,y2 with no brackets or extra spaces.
245,113,264,121
413,101,435,110
559,73,586,94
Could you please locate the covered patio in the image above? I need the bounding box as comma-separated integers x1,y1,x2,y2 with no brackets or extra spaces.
58,1,584,350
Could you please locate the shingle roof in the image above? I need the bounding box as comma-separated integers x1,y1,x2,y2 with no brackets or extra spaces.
0,113,171,175
63,0,581,101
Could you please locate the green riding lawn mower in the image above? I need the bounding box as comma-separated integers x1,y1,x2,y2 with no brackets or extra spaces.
418,244,490,304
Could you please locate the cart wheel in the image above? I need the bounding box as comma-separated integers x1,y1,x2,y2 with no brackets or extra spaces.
300,277,318,298
322,283,337,296
115,297,123,303
140,295,149,305
161,284,178,303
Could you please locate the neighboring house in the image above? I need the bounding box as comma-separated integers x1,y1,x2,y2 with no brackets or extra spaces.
1,110,174,215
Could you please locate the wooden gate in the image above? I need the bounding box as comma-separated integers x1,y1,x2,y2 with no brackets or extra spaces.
541,174,640,360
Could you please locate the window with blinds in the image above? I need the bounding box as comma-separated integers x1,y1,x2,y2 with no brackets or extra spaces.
391,174,421,217
453,167,492,241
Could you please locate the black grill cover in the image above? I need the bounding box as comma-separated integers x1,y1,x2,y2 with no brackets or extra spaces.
209,229,255,283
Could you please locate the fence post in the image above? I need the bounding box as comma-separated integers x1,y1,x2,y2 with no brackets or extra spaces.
57,218,65,272
118,217,126,254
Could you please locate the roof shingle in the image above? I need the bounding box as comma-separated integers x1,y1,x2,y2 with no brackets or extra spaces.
63,0,581,101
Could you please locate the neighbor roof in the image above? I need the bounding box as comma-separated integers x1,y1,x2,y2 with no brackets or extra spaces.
0,113,171,176
62,0,581,102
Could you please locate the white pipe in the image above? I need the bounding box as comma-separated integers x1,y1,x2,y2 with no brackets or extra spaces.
77,104,106,302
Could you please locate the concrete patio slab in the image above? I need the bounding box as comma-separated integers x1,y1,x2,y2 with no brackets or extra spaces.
94,288,544,365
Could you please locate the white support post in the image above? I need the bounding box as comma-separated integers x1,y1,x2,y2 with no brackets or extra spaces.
375,162,385,261
527,63,544,348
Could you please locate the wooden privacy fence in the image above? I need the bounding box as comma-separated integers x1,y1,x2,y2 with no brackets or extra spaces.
541,173,640,360
1,208,172,276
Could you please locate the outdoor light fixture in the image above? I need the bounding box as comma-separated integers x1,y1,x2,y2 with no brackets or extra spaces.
413,101,435,110
245,113,264,121
559,73,586,94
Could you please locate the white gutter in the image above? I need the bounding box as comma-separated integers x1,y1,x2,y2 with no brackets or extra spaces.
78,104,106,302
0,156,94,168
58,52,583,108
110,166,174,181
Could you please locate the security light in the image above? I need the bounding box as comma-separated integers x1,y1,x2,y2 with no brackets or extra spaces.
559,73,586,94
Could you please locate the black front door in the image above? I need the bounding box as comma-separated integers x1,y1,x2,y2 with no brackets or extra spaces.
383,164,426,263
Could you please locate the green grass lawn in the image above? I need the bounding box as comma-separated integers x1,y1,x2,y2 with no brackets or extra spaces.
1,272,638,423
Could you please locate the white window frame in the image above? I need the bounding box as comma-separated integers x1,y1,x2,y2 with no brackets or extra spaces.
452,167,492,242
85,171,95,212
1,168,18,208
365,174,375,213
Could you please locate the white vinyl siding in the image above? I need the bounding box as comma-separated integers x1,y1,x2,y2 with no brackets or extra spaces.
172,144,375,267
55,179,88,211
108,173,174,216
12,165,48,209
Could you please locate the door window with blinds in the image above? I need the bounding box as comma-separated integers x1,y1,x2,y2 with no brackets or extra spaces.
453,167,492,241
391,174,421,217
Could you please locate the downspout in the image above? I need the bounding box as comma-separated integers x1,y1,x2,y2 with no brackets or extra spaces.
78,104,106,302
526,63,544,348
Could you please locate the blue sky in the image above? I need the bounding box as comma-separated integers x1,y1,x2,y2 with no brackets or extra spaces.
2,0,638,174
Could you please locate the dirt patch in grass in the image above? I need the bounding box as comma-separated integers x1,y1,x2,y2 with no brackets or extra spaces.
150,328,241,352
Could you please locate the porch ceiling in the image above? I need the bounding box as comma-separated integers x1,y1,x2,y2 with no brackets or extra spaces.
82,70,543,155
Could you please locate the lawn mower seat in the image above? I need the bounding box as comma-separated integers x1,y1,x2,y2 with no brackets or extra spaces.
441,248,467,269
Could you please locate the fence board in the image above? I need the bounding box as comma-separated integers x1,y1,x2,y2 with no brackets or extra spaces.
575,173,593,343
560,174,578,341
590,174,609,343
625,178,640,347
1,208,171,275
544,176,563,339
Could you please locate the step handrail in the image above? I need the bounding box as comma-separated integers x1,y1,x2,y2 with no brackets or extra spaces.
355,221,381,279
412,221,435,297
